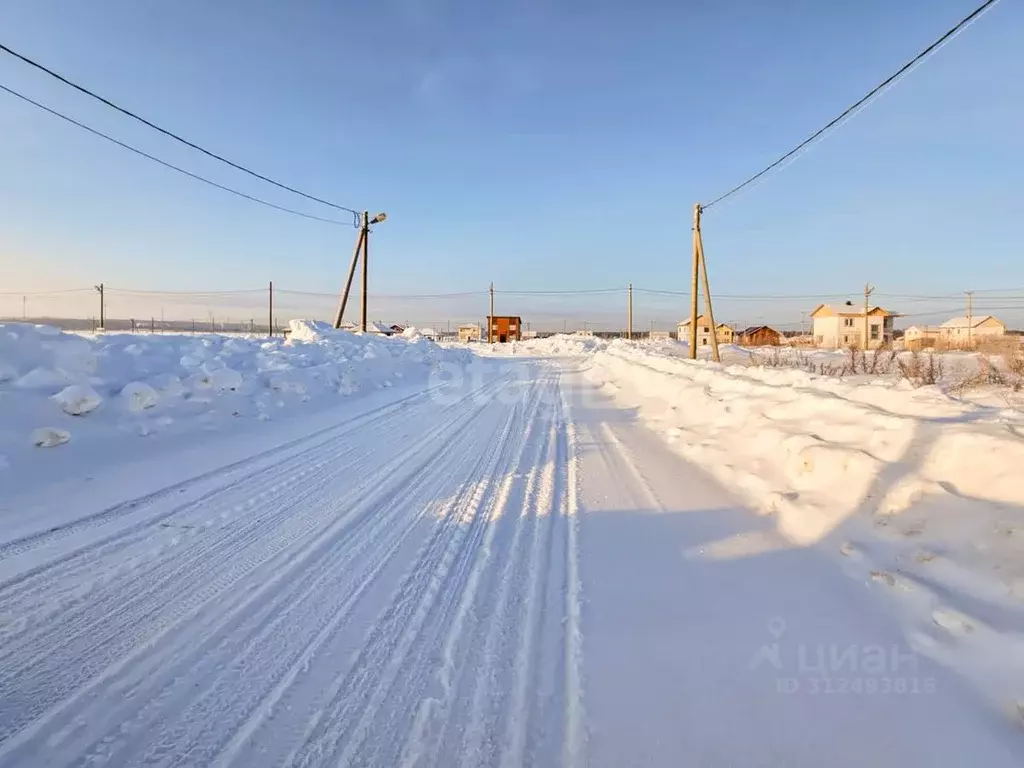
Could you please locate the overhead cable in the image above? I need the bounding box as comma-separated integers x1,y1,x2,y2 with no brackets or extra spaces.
0,41,361,219
702,0,1001,210
0,83,354,226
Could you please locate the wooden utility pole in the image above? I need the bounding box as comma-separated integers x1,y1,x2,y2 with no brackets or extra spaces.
95,283,105,331
863,283,874,349
966,290,974,348
360,211,370,333
627,283,633,340
696,221,721,362
688,204,700,358
334,226,366,329
268,281,274,337
488,282,495,343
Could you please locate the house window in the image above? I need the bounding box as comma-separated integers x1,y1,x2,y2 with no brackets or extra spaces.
702,338,708,346
843,335,850,344
843,318,855,327
702,326,709,333
870,324,880,341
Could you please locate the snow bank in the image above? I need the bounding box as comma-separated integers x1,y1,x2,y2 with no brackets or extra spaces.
586,340,1024,707
0,321,471,475
474,333,608,357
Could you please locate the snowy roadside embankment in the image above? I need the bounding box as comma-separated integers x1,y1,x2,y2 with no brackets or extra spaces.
0,321,470,489
468,333,608,357
586,340,1024,714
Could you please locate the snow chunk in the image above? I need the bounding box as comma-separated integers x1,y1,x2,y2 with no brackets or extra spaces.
51,384,102,416
15,367,68,391
287,319,335,343
208,367,243,391
32,427,70,448
121,381,159,411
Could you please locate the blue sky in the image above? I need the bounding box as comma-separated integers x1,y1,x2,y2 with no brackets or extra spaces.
1,0,1022,327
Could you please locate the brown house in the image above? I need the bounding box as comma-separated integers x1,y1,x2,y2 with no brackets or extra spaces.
737,325,782,347
488,315,522,343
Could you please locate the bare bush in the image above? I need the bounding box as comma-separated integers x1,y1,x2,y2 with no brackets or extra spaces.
897,351,944,388
1003,349,1024,381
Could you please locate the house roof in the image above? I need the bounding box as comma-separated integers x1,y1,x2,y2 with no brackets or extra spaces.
739,325,779,337
810,303,896,318
677,315,708,326
939,315,1002,329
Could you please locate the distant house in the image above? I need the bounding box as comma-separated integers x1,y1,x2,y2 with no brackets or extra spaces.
487,315,522,343
457,323,482,343
677,315,715,347
365,321,397,335
810,304,896,349
716,324,736,344
737,326,782,347
938,316,1005,347
649,330,672,341
903,325,940,350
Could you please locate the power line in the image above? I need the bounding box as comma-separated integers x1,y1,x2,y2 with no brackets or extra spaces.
0,83,354,226
107,287,266,295
702,0,1001,210
277,289,491,299
495,288,624,296
0,287,93,295
0,41,361,220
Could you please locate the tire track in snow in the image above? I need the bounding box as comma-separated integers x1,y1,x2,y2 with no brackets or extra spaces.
561,377,587,768
497,392,561,768
457,403,558,767
0,438,360,676
0,375,511,763
0,385,435,561
0,386,445,619
63,389,502,768
122,386,511,768
1,374,505,649
285,378,539,768
396,375,557,768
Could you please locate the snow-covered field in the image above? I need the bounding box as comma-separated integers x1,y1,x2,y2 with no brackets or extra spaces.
2,326,1024,765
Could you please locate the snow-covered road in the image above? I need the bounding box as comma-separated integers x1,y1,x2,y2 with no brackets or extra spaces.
1,358,1021,766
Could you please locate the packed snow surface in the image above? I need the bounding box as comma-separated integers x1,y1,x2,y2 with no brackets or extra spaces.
587,340,1024,718
1,329,1023,765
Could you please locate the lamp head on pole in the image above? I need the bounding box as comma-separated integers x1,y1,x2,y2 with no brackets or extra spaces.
370,212,387,225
